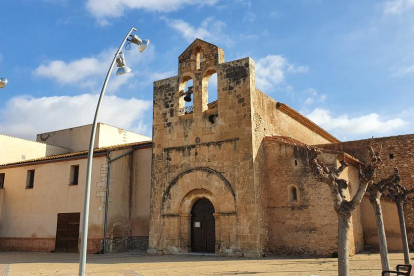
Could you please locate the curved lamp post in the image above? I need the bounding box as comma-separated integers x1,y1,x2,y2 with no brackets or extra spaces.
0,76,8,88
79,27,149,276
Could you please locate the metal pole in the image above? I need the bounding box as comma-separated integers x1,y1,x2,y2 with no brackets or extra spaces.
79,27,137,276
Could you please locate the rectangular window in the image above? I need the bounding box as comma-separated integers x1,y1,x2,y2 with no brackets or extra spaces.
70,165,79,185
26,170,35,189
0,173,5,189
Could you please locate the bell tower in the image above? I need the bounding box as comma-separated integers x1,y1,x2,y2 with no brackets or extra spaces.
149,39,264,257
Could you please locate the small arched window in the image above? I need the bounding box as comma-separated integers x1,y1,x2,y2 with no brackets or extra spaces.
207,72,217,104
289,185,299,203
203,70,218,110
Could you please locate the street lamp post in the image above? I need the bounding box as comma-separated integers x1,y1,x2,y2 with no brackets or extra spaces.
79,27,149,276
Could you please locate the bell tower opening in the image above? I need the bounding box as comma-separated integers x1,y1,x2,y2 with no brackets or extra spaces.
191,198,215,253
179,76,194,116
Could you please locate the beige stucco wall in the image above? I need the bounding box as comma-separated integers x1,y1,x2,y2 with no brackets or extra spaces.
130,148,152,237
0,144,152,253
360,197,403,251
0,155,106,252
36,124,96,152
103,147,152,240
97,124,150,149
0,134,69,165
36,123,150,152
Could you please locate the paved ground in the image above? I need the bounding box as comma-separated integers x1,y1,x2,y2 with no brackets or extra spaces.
0,251,411,276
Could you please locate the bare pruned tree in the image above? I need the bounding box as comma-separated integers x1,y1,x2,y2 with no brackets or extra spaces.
383,179,414,265
367,167,401,274
307,145,381,276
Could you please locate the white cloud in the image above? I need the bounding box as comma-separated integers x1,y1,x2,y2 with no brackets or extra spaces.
390,64,414,77
163,17,231,46
306,108,408,139
255,55,308,91
128,70,175,89
287,64,309,73
304,97,314,105
243,12,256,23
33,47,155,93
86,0,219,26
0,94,152,140
303,88,326,105
384,0,414,14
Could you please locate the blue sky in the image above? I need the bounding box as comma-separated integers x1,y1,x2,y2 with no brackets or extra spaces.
0,0,413,141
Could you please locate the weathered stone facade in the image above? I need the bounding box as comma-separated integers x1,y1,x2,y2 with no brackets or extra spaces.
262,138,365,256
148,39,358,257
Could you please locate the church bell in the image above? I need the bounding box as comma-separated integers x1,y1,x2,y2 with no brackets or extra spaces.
184,86,193,102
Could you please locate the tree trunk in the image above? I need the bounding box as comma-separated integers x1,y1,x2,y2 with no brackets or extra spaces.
396,198,411,264
372,198,390,274
338,214,351,276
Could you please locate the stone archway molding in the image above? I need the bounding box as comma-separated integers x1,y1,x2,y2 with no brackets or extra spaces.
161,167,237,216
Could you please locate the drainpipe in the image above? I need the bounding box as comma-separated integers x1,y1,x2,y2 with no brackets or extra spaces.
101,144,147,254
102,152,111,254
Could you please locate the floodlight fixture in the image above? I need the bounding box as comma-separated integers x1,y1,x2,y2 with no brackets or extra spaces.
0,77,7,88
115,52,132,75
128,34,150,52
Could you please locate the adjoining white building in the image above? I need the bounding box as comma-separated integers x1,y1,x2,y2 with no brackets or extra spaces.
0,123,152,253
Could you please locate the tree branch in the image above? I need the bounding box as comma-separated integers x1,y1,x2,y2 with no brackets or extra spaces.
349,145,382,211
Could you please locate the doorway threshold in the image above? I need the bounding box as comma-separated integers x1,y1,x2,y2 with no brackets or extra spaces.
176,252,218,257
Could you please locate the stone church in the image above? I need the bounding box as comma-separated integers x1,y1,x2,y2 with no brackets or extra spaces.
148,39,414,257
0,39,412,257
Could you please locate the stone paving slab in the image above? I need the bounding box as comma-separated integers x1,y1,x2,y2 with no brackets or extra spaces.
0,251,411,276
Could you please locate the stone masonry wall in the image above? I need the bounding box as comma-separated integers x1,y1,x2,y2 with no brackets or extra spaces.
250,83,338,251
262,139,364,256
104,236,149,252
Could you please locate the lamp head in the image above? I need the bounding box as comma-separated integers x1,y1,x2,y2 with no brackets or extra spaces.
115,52,132,76
0,77,8,88
116,66,132,76
128,34,150,52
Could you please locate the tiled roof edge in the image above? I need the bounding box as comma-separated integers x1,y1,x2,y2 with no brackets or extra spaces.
0,140,153,167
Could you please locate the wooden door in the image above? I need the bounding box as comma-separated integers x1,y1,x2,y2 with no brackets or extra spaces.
55,213,80,253
191,198,215,252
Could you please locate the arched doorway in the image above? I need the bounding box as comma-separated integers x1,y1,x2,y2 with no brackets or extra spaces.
191,198,215,252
